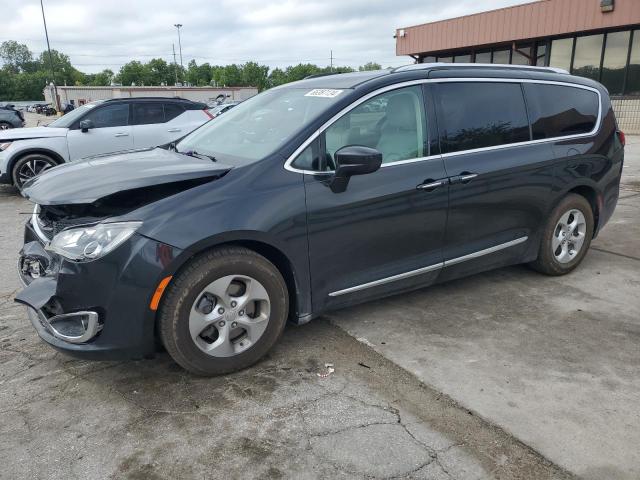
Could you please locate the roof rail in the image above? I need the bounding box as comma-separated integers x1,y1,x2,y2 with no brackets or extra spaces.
104,96,191,102
304,72,343,79
392,62,569,75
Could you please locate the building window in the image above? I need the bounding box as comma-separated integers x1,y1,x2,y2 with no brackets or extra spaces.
492,49,510,64
512,45,533,65
549,38,574,71
454,54,471,63
437,56,453,63
423,56,436,63
475,51,491,63
601,31,631,95
627,31,640,95
535,43,548,66
572,34,604,81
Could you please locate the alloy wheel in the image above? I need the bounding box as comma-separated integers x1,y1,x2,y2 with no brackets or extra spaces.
0,123,11,130
17,158,54,186
552,209,587,264
189,275,271,357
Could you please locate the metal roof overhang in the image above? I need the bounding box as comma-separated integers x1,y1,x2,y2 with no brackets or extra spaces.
396,0,640,57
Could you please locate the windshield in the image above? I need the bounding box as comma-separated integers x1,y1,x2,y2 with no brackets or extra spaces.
47,101,103,128
176,87,346,162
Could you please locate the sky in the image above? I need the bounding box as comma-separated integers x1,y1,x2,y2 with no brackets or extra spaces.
1,0,534,74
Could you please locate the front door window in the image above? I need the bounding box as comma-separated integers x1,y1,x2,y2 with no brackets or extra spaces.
324,85,427,168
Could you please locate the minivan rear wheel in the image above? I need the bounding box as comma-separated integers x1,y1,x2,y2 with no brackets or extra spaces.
530,194,594,276
158,247,289,376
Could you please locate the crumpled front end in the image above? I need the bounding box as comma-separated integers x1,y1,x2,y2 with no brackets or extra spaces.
16,212,183,360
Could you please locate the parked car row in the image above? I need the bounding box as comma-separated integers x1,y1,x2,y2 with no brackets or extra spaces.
0,104,25,130
13,64,624,376
0,97,215,188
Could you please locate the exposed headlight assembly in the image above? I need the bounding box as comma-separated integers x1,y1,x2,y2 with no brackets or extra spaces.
47,221,142,261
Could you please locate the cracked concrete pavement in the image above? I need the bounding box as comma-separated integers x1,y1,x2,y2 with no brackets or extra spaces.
330,137,640,480
0,147,572,479
0,117,634,479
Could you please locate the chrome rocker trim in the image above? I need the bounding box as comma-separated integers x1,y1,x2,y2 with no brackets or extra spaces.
329,236,528,297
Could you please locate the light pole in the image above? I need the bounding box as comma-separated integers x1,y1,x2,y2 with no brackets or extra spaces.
174,24,183,73
40,0,60,113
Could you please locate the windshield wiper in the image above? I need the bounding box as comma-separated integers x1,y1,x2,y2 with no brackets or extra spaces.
176,148,217,162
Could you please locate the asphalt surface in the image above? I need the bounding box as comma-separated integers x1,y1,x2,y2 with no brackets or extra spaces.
331,137,640,480
0,114,635,479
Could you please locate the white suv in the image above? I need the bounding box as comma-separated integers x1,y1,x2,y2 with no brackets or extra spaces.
0,97,213,189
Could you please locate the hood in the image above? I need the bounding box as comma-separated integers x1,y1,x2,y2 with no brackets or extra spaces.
22,147,232,205
0,126,68,141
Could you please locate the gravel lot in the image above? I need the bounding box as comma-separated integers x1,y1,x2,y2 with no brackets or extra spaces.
0,120,636,479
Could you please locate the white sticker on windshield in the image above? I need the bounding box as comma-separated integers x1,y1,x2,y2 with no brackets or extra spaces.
304,89,343,98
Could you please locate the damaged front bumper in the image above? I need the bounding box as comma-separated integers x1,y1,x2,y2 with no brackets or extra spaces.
15,219,183,360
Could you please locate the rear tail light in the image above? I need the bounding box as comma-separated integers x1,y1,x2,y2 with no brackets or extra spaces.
617,130,625,147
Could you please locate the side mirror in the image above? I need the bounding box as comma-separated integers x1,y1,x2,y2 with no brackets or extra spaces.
330,145,382,193
79,119,94,133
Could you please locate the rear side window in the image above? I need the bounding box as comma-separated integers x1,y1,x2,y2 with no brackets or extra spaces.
132,103,165,125
435,82,530,154
523,84,599,139
164,103,185,122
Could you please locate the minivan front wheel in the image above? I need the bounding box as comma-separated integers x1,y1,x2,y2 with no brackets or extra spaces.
531,194,594,276
158,247,289,376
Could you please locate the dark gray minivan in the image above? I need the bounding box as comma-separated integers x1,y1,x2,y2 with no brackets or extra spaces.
16,64,624,375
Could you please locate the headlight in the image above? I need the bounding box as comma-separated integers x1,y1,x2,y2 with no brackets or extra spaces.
47,221,142,261
0,142,12,151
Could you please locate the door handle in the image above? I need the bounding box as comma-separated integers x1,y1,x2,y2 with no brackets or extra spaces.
450,172,478,184
167,128,182,132
114,132,129,137
417,179,447,192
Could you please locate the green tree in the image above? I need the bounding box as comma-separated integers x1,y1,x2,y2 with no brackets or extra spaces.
90,69,114,86
268,67,287,87
117,60,146,86
186,60,213,86
359,62,382,71
241,61,269,91
0,41,33,73
145,58,171,85
221,64,243,86
36,49,83,86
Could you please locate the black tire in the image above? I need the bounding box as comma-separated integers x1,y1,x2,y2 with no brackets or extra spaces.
530,193,594,276
158,246,289,376
0,121,13,130
11,153,58,189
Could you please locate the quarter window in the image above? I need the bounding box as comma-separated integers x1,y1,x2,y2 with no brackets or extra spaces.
132,103,165,125
164,103,185,122
324,85,427,167
435,82,530,154
524,84,599,139
82,103,129,128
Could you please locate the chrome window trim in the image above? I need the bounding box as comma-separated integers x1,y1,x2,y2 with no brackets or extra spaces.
283,78,603,174
328,236,528,297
